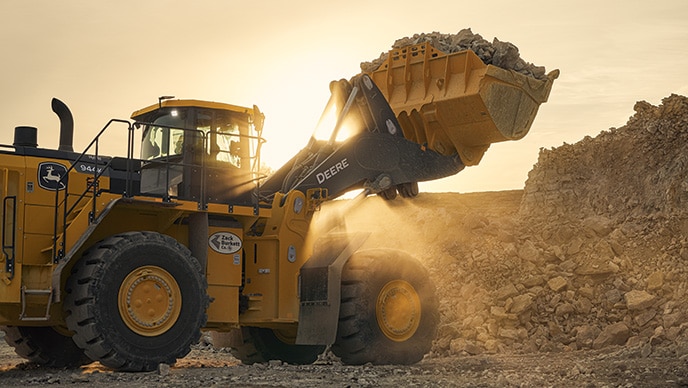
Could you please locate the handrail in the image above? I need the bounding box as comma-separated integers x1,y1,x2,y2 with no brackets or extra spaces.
52,116,267,262
53,119,134,262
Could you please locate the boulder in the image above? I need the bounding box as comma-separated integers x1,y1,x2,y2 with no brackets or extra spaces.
593,323,630,349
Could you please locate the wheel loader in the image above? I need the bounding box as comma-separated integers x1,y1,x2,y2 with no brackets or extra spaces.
0,43,557,371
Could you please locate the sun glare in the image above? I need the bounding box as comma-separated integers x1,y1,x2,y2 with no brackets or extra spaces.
311,102,355,143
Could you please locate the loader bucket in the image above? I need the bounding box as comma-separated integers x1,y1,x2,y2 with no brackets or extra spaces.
367,43,558,165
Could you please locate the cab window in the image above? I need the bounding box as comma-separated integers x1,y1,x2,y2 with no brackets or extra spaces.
198,110,242,168
141,110,186,160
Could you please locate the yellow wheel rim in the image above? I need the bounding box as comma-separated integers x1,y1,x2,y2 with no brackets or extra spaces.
273,328,298,345
375,280,421,342
118,265,182,337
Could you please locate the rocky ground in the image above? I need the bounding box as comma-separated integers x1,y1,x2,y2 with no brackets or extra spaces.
1,96,687,385
0,339,686,387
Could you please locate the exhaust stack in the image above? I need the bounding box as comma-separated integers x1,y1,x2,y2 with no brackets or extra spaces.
51,98,74,152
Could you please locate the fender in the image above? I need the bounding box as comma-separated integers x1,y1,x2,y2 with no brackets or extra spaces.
295,232,369,345
50,197,122,302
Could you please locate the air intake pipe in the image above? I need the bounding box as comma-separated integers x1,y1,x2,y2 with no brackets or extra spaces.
51,98,74,152
13,126,38,148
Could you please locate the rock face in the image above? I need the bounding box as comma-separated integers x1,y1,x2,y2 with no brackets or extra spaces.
329,94,688,358
505,93,688,355
521,94,688,221
360,29,548,80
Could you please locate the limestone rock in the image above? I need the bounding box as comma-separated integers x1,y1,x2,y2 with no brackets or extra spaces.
624,290,656,311
647,271,664,291
510,294,534,314
547,276,568,292
575,325,601,349
495,283,519,301
593,323,630,349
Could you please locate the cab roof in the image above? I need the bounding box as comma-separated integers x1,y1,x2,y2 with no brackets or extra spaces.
131,99,256,120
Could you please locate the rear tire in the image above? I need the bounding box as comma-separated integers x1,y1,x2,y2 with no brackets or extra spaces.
1,326,90,367
64,231,209,371
332,249,438,365
229,327,325,365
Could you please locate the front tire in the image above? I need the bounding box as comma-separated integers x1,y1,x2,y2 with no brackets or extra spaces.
64,231,209,371
1,326,90,367
332,249,438,365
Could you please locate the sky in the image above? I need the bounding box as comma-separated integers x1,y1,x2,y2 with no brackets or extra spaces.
1,0,687,193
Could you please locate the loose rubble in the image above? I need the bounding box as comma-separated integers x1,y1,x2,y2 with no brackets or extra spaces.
361,28,548,80
511,94,688,355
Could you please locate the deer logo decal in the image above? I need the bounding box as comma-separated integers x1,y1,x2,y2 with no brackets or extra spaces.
38,162,68,191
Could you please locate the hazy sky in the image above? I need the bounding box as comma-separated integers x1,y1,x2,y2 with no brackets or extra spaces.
1,0,687,193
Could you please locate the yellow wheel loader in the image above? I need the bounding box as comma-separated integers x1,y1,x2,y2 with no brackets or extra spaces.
0,43,557,371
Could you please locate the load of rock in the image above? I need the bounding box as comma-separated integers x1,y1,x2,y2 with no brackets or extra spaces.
334,94,688,358
360,28,548,80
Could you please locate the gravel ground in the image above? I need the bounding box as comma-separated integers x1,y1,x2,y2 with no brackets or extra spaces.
1,340,687,387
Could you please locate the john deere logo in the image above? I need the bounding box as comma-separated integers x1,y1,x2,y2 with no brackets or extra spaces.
38,162,68,191
208,231,242,254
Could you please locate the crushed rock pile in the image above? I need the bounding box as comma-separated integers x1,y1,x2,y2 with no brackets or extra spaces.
360,28,548,80
330,94,688,359
503,93,688,355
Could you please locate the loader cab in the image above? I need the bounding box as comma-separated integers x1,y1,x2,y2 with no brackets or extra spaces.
131,99,264,205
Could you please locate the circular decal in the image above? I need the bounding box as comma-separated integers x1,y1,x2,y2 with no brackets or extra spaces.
208,231,242,254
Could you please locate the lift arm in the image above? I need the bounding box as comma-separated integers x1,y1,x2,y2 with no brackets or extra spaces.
259,74,464,202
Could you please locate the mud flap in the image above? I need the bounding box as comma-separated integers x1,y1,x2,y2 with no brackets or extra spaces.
295,232,368,345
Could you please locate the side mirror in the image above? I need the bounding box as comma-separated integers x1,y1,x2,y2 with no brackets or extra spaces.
253,105,265,134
